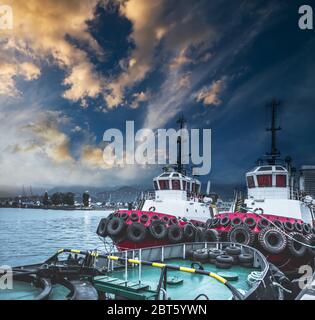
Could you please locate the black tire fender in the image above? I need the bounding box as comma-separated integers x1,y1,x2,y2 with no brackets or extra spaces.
140,213,149,224
231,217,243,227
193,250,208,261
161,216,170,224
96,218,109,237
258,227,287,254
208,249,224,259
306,234,315,257
228,226,255,246
129,212,139,222
120,213,129,221
283,221,294,232
126,222,147,243
169,217,178,226
183,223,195,241
302,223,312,235
258,218,270,229
244,217,256,229
107,217,126,237
287,232,308,258
273,220,284,230
238,253,254,264
216,255,234,264
149,220,167,240
225,246,241,256
204,229,220,242
220,216,230,227
167,224,183,243
293,222,303,233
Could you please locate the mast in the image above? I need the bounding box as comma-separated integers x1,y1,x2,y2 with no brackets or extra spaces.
266,99,281,165
176,114,186,173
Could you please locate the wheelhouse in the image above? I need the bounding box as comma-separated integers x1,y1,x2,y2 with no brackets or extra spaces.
153,172,201,194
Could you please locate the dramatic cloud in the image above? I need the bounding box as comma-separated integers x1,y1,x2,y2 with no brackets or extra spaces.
104,0,216,109
0,0,102,102
130,91,150,109
0,60,40,96
195,78,226,106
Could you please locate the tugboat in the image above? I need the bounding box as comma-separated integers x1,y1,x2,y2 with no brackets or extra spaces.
97,101,315,272
97,115,219,250
212,100,315,271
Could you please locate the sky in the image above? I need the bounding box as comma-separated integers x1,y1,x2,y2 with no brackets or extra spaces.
0,0,314,194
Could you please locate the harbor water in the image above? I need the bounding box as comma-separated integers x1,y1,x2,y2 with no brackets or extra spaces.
0,208,111,267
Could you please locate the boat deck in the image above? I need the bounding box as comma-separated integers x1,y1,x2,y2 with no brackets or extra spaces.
98,258,257,300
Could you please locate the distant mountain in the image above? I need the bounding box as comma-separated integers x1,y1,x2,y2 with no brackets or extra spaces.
47,185,144,203
0,182,244,202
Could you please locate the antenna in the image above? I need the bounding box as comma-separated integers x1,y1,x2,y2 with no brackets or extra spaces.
266,99,281,164
176,114,186,173
206,180,211,195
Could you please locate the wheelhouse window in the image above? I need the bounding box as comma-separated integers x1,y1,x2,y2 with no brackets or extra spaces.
247,176,255,188
258,166,272,171
182,180,186,190
172,180,180,190
153,181,159,190
159,180,169,190
257,175,272,187
187,182,190,192
191,183,196,193
276,175,287,187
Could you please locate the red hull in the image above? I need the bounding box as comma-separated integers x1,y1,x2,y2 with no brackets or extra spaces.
109,210,313,272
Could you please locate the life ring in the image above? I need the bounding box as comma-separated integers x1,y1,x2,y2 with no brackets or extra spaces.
148,206,156,212
254,208,264,214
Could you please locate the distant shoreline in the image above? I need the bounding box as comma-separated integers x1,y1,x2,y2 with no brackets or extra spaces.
0,205,119,211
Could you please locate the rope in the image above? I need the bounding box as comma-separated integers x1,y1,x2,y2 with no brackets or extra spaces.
241,206,315,249
247,271,264,287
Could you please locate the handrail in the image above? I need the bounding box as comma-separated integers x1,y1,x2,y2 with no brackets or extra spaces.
54,248,244,300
